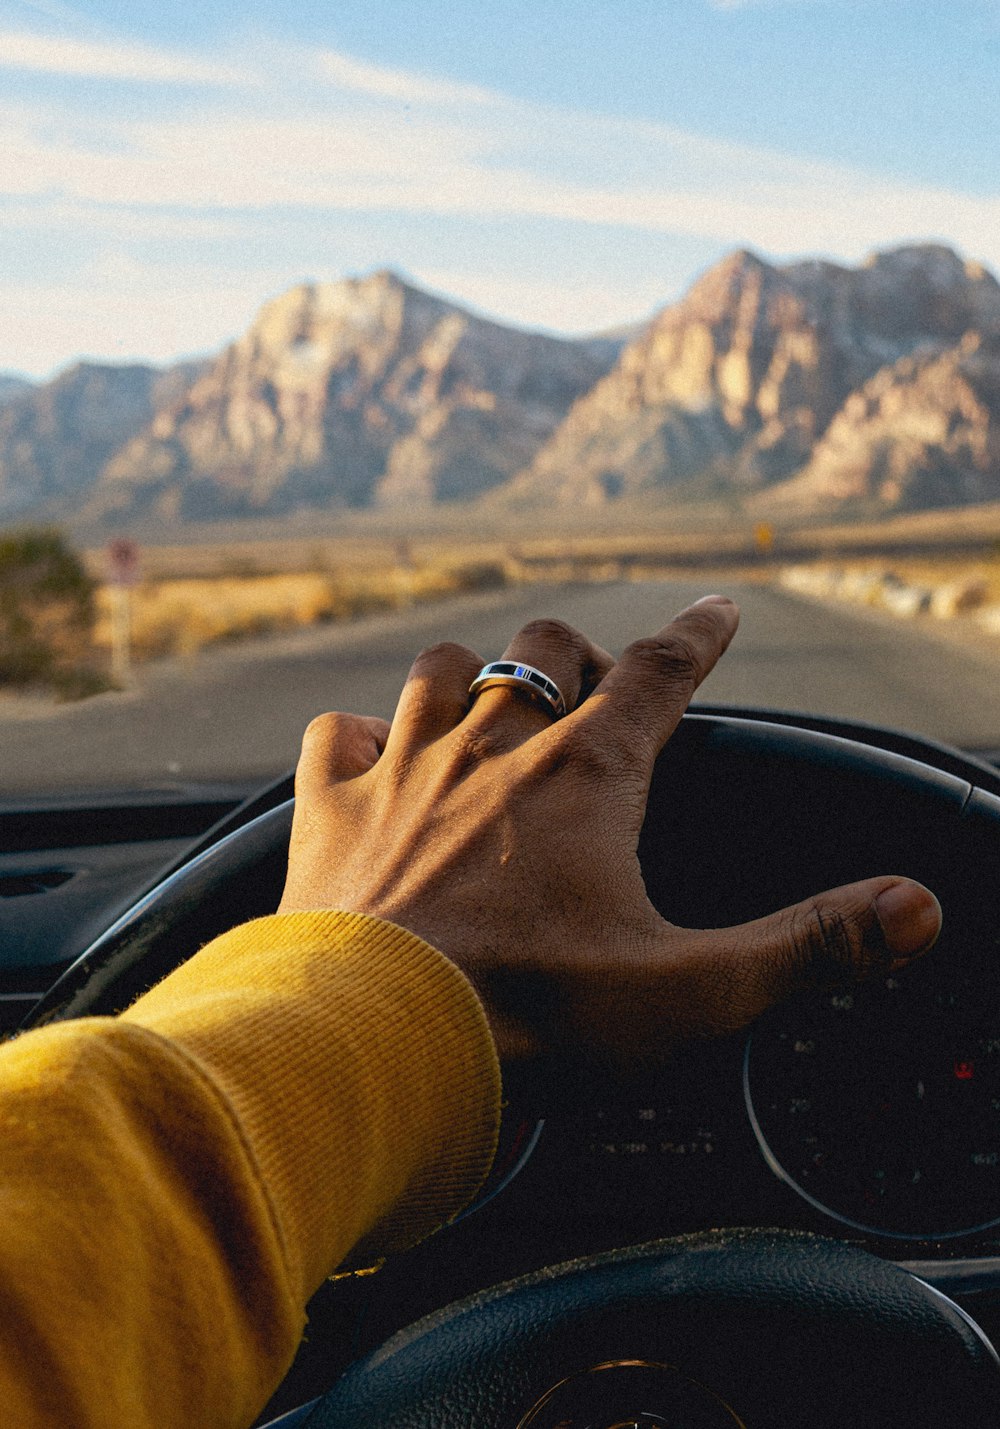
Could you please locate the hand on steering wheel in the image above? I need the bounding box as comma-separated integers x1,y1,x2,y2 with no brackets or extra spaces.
278,598,942,1076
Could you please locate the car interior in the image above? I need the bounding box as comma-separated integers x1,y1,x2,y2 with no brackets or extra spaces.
6,702,1000,1425
4,3,1000,1424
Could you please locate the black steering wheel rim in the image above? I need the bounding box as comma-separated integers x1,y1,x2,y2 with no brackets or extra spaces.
23,712,1000,1425
300,1228,1000,1428
24,710,1000,1026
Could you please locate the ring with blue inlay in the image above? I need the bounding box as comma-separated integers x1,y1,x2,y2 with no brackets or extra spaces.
468,660,568,720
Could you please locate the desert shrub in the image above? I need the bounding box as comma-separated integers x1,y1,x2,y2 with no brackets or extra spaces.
448,560,508,593
404,559,508,604
0,528,107,696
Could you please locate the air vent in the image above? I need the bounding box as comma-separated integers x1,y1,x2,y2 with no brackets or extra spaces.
0,869,74,898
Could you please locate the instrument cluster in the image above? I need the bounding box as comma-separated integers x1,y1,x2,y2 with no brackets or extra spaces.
510,940,1000,1253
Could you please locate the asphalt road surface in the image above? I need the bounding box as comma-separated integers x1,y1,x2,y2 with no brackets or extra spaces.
4,578,1000,797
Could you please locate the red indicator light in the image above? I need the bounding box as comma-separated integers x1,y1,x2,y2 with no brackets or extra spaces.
954,1060,975,1081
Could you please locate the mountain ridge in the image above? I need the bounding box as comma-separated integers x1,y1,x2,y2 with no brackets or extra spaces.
41,271,617,524
0,374,35,410
504,244,1000,511
3,247,1000,527
0,360,204,522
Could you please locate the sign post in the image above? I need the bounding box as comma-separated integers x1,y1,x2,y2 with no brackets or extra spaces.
394,537,415,607
106,539,141,685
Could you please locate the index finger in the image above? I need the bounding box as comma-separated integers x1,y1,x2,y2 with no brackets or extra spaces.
569,594,740,783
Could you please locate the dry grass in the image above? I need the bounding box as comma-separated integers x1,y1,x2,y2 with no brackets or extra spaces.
82,501,1000,670
92,558,507,662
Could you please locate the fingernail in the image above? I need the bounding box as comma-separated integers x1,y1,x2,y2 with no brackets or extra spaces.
684,593,739,636
874,882,942,963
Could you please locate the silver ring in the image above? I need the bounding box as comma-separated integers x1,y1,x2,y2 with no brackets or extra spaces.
468,661,567,720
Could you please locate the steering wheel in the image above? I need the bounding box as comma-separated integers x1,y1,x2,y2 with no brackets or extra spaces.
25,714,1000,1426
298,1228,999,1427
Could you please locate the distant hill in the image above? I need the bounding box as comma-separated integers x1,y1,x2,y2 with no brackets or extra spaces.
0,374,34,409
505,244,1000,511
0,361,203,522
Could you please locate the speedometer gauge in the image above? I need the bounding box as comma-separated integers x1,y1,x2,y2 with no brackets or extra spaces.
744,956,1000,1241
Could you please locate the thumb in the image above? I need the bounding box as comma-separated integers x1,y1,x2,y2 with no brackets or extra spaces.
690,876,942,1035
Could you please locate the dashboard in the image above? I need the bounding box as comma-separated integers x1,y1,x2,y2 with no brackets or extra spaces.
502,969,1000,1262
5,707,1000,1424
257,709,1000,1419
748,968,1000,1244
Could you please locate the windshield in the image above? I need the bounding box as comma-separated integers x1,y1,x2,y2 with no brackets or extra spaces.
3,1,1000,797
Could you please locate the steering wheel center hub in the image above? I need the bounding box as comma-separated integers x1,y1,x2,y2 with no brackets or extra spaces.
517,1359,745,1427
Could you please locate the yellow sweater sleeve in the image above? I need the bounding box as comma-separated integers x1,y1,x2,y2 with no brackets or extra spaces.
0,911,501,1429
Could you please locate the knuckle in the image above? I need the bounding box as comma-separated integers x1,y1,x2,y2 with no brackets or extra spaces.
412,640,478,674
626,632,701,688
552,721,621,780
796,902,875,981
301,711,344,748
397,677,438,724
450,723,507,769
296,712,348,794
514,617,588,653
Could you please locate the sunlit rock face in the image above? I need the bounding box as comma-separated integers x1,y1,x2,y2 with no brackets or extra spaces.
769,332,1000,511
88,271,613,521
0,362,198,522
507,244,1000,508
5,248,1000,525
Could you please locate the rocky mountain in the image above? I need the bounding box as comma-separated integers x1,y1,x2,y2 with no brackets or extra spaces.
86,271,613,522
4,247,1000,527
0,361,203,522
506,245,1000,508
765,331,1000,511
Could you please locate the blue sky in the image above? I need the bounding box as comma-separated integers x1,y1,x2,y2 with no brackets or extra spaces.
2,0,999,377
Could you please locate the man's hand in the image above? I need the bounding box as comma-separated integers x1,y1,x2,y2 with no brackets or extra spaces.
279,598,941,1072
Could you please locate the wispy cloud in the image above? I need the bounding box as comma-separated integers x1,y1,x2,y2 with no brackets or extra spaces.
0,267,281,374
4,0,96,25
315,49,497,107
0,28,252,85
1,25,998,372
414,266,678,337
3,63,997,260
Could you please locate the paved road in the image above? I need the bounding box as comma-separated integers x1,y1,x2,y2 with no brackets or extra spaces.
4,578,1000,797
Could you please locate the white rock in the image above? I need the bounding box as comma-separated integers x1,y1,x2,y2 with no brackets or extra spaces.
880,583,932,617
